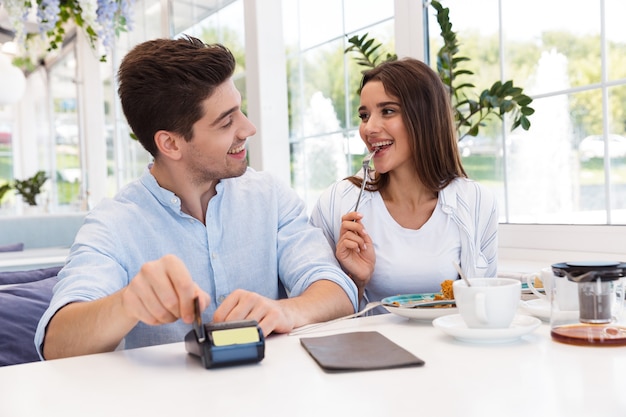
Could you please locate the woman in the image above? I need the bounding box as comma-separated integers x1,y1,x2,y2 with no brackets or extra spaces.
310,58,498,309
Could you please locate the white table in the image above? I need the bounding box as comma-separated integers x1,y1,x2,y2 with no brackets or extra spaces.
1,312,625,417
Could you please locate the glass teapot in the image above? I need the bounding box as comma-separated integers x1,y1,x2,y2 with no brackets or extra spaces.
550,261,626,346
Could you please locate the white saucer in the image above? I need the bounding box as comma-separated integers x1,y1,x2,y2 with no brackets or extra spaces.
519,299,551,321
432,314,541,343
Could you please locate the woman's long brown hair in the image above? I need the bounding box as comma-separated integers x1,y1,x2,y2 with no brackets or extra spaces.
348,58,466,193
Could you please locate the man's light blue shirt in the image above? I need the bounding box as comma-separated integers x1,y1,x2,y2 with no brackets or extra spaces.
35,166,357,356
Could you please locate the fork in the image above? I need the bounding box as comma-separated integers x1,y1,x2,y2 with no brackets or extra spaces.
289,299,455,336
353,150,376,213
289,301,384,336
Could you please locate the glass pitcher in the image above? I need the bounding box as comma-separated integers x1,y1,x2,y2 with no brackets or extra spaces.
550,261,626,346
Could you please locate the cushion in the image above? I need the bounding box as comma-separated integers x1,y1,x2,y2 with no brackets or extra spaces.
0,267,61,366
0,242,24,253
0,265,62,285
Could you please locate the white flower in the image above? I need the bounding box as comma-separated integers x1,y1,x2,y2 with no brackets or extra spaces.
2,0,134,64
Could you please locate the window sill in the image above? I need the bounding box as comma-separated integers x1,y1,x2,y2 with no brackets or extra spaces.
498,223,625,274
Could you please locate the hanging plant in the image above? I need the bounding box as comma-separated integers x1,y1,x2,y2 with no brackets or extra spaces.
3,0,135,64
345,0,534,141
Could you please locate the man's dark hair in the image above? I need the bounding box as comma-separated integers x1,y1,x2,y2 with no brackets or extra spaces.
117,35,236,157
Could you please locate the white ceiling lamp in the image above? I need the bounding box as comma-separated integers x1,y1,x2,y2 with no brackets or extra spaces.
0,51,25,105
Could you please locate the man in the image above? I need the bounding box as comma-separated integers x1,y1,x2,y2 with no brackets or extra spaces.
35,36,357,359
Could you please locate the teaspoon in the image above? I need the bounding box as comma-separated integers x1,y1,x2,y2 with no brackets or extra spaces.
452,260,472,287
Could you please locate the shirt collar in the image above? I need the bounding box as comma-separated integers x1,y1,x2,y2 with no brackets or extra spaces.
139,164,183,211
439,178,460,213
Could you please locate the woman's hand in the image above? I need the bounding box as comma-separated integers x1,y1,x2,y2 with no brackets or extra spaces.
335,212,375,294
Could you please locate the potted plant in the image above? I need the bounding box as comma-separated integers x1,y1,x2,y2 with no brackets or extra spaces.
14,171,48,206
0,183,11,205
345,0,534,141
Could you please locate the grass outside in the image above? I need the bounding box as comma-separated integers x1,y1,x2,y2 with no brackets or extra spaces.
579,158,626,185
462,155,626,187
461,155,502,187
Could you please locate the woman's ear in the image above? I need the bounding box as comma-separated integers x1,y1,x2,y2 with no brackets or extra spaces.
154,130,183,161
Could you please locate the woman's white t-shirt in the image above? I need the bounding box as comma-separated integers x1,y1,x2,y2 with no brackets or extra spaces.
365,191,460,302
310,176,499,310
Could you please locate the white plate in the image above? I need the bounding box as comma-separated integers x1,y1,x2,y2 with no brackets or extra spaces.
519,298,551,321
432,314,541,343
382,293,457,320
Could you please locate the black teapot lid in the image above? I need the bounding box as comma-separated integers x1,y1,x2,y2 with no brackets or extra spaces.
552,261,626,282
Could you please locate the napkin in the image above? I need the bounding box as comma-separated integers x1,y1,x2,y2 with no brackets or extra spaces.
300,331,425,372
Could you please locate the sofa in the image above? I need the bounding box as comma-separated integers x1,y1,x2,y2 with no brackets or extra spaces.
0,266,62,366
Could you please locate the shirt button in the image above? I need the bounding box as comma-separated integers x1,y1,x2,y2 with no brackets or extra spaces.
217,295,226,303
170,197,178,204
211,253,217,259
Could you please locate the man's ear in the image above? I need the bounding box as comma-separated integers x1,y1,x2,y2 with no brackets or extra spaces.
154,130,182,160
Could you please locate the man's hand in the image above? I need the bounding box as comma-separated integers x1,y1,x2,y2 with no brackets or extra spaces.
212,289,291,336
43,254,211,360
121,254,211,325
213,279,355,337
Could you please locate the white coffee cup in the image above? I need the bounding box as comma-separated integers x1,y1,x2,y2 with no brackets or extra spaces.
525,267,554,302
453,278,521,329
525,267,579,311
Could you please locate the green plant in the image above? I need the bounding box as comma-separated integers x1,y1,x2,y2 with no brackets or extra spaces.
4,0,134,67
14,170,48,206
0,183,12,204
345,0,534,141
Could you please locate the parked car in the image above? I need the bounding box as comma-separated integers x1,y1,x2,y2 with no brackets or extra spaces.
457,135,502,157
0,131,11,145
579,134,626,161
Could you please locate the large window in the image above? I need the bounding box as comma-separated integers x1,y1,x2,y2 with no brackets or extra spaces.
284,0,626,226
177,0,247,110
0,106,15,212
283,0,394,209
0,47,81,213
103,0,165,198
428,0,626,225
3,0,624,230
49,50,83,210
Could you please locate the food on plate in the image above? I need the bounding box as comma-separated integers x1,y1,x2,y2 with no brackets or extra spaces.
423,280,455,308
434,279,454,301
385,279,456,309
